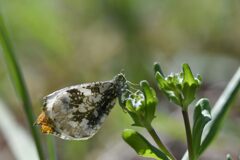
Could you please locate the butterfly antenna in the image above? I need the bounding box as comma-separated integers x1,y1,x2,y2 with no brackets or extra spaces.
127,80,140,90
127,80,140,86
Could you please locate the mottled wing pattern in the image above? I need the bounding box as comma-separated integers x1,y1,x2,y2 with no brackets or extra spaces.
36,74,127,140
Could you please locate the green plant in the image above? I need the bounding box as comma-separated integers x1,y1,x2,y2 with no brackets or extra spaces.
1,11,239,158
122,63,240,160
0,13,56,160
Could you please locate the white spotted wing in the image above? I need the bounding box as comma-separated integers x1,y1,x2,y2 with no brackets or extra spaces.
36,74,127,140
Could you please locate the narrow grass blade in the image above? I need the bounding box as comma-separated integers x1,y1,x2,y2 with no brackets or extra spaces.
0,13,46,159
199,67,240,154
46,136,58,160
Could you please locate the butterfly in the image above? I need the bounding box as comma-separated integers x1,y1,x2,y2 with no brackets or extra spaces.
36,73,128,140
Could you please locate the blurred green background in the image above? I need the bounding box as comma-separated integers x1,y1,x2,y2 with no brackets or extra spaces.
0,0,239,159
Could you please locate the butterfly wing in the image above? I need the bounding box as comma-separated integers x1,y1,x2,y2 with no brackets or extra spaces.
38,81,118,140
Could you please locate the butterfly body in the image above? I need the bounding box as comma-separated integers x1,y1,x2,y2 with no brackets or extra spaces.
36,74,127,140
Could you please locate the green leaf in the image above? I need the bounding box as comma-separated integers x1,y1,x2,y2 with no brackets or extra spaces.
182,63,195,86
141,81,157,106
140,80,157,124
199,67,240,155
155,72,182,106
155,72,168,89
192,98,211,158
182,83,197,110
181,64,201,109
125,99,136,112
154,62,165,77
165,90,181,106
125,100,144,127
122,129,169,160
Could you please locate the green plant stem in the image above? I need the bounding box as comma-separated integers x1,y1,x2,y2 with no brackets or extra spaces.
145,124,176,160
46,136,57,160
182,110,194,160
0,14,45,160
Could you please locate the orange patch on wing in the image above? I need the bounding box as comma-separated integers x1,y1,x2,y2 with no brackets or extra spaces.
36,111,54,134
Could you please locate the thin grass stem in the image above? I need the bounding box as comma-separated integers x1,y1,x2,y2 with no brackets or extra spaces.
0,13,47,160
